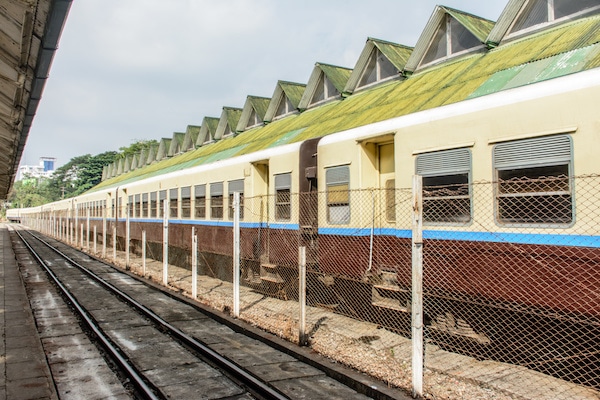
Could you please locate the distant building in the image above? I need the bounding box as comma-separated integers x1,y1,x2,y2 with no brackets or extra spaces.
17,157,56,181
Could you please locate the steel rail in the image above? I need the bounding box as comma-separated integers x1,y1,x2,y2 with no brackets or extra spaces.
12,227,161,400
26,229,290,400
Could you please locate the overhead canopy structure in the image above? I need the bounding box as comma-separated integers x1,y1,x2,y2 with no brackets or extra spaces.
0,0,71,199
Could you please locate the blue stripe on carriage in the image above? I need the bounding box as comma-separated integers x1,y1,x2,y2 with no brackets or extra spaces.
318,227,600,248
117,219,298,230
114,219,600,248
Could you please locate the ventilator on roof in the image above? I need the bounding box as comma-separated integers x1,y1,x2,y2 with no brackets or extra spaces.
197,117,220,146
215,107,243,140
182,125,201,152
488,0,600,45
264,81,306,122
237,96,270,132
344,38,413,95
405,6,494,73
298,63,352,110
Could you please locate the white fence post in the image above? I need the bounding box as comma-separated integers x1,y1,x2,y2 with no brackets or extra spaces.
74,208,78,246
102,211,107,258
113,225,117,262
299,246,307,346
126,203,130,269
163,199,169,285
233,192,240,318
412,175,424,399
80,224,84,248
192,230,198,300
142,230,146,276
86,208,90,251
93,225,97,254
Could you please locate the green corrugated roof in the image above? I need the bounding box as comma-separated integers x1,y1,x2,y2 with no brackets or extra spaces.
146,143,158,165
204,117,219,134
173,132,185,145
92,12,600,193
444,6,495,42
318,63,353,93
372,38,413,70
224,107,243,133
186,125,200,138
279,81,306,108
248,96,270,118
469,43,600,98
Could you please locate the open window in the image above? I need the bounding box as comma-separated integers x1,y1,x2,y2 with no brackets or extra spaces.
159,190,167,217
210,182,224,219
194,184,206,219
129,195,134,218
275,173,292,221
181,186,191,219
150,192,157,218
493,135,573,226
142,193,148,218
228,179,244,220
416,148,472,224
169,188,178,219
135,196,140,218
326,165,350,225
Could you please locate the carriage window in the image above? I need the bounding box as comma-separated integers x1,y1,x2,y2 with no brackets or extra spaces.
141,193,148,218
169,188,178,219
493,135,572,225
158,190,167,217
275,173,292,221
210,182,223,219
134,194,140,218
326,165,350,224
416,148,472,224
228,179,244,220
150,192,157,218
181,186,191,219
194,185,206,218
128,196,134,217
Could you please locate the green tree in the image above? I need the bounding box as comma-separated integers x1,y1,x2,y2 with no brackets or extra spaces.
117,139,159,159
7,176,52,207
47,151,118,199
8,139,154,208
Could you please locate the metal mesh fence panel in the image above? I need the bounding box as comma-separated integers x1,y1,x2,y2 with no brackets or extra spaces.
238,194,304,341
421,175,600,399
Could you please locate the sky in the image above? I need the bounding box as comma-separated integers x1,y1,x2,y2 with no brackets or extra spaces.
20,0,507,169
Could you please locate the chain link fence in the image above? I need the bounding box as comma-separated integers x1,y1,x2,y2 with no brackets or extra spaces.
234,176,599,399
421,175,600,396
36,174,600,399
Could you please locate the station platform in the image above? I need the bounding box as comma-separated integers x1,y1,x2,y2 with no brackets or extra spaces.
0,224,57,399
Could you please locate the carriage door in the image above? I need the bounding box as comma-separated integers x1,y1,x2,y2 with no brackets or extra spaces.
299,138,322,266
379,143,395,224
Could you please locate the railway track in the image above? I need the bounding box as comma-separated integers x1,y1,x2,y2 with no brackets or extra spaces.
10,226,395,400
